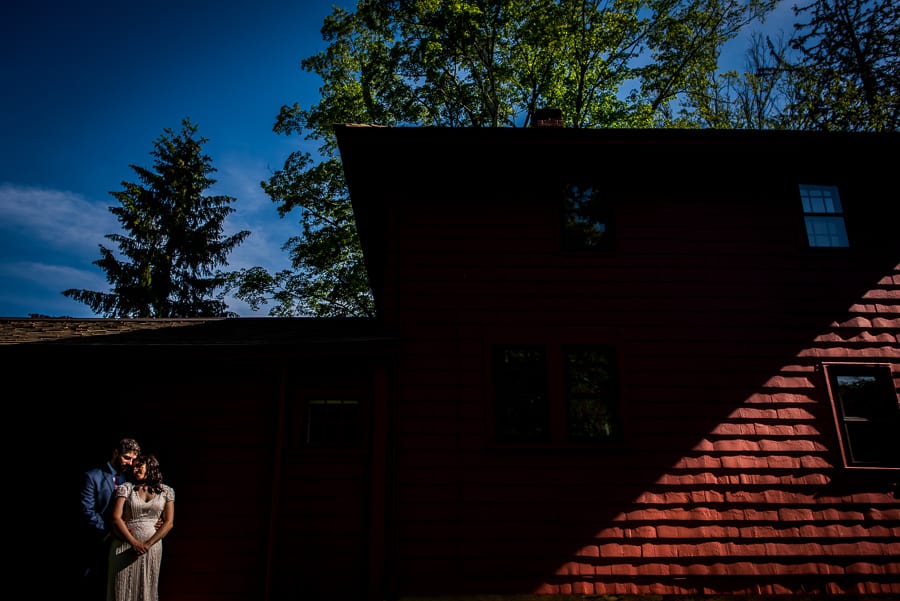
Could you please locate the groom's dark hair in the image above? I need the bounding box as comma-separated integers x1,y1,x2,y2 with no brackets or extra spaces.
115,438,141,455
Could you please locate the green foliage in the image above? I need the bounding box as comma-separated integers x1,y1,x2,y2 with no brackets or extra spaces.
63,118,250,318
229,154,374,317
234,0,779,317
639,0,777,125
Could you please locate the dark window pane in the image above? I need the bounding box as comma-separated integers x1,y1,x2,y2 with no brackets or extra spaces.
843,421,891,464
564,346,620,442
562,183,610,251
835,374,888,419
494,346,548,442
804,216,849,247
307,399,362,447
800,184,843,213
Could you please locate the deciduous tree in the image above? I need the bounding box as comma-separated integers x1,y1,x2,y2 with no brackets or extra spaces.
686,0,899,130
231,0,775,316
786,0,898,131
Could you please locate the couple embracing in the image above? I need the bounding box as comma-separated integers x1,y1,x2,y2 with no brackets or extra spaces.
79,437,175,601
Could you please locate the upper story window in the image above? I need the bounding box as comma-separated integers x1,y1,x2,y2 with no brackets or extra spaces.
493,344,621,445
822,363,899,469
799,184,848,247
561,183,612,251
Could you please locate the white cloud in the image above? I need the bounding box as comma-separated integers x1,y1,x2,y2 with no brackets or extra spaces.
0,259,108,317
0,183,117,251
0,260,105,290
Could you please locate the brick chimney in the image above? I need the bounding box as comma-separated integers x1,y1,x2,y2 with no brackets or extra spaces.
532,108,563,127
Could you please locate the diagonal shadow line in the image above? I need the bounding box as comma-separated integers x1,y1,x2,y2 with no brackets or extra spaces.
386,259,899,597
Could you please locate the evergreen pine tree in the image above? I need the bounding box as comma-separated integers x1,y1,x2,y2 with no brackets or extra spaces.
63,118,250,317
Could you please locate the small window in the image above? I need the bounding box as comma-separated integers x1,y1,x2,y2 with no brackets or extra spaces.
562,183,611,251
823,363,899,469
307,398,362,447
564,346,620,442
493,346,549,442
799,184,848,247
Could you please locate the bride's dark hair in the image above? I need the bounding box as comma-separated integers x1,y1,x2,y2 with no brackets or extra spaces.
133,454,165,495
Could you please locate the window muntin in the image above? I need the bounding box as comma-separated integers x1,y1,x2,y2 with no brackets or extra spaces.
823,363,899,469
493,344,621,445
562,183,611,251
799,184,848,247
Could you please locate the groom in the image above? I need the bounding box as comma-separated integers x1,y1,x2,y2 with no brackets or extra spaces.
78,437,142,601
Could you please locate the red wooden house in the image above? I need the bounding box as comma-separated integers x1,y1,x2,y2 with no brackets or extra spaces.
3,125,898,600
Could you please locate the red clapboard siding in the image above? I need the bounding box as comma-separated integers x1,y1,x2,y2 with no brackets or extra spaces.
339,127,900,597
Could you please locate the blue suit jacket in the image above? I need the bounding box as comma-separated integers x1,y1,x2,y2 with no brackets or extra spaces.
80,462,121,540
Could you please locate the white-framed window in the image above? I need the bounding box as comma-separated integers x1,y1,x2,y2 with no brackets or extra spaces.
799,184,849,247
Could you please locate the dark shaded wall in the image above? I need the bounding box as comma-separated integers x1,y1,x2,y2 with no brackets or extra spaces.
6,325,389,601
10,344,278,601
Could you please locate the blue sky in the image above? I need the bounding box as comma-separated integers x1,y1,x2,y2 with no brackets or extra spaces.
1,1,795,318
